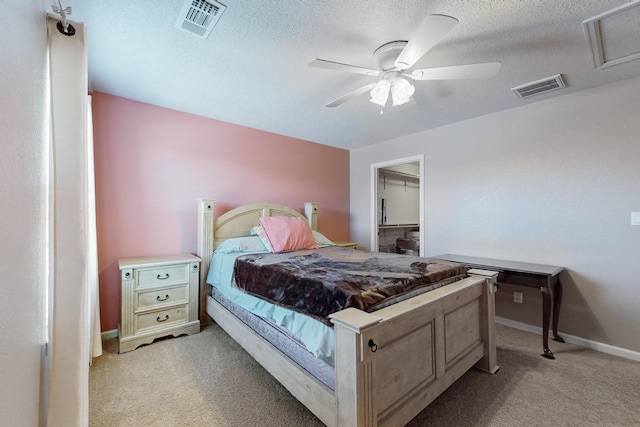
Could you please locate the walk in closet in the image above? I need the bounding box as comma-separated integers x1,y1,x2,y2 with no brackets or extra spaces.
377,162,420,255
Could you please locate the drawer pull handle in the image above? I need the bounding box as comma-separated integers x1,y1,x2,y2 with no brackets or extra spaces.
156,315,169,322
157,273,170,280
156,294,169,302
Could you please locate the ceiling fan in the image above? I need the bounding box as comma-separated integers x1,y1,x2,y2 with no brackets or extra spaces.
309,14,501,109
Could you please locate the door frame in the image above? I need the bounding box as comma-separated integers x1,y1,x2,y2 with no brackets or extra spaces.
370,154,424,255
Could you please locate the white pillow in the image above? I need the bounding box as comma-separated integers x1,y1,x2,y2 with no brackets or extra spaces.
250,225,272,251
214,236,268,254
312,230,335,247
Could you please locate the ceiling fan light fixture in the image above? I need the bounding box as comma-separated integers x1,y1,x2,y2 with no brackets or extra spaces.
370,79,391,106
312,14,499,110
391,78,415,106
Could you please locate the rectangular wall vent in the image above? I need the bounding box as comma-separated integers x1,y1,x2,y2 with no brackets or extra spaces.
176,0,226,39
511,74,566,99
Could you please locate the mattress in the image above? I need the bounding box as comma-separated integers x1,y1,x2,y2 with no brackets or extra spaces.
206,249,335,366
207,244,468,369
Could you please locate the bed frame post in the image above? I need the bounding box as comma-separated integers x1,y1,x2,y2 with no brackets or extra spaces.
304,202,318,231
331,308,381,426
197,198,215,325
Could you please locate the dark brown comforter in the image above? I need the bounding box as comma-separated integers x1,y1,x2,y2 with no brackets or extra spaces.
232,246,467,326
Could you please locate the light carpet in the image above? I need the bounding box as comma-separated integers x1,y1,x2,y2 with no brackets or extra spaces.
90,324,640,426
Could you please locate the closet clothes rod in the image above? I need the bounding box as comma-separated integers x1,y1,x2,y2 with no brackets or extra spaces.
379,169,420,179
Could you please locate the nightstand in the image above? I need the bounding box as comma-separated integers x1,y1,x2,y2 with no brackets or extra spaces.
334,241,358,249
118,254,201,353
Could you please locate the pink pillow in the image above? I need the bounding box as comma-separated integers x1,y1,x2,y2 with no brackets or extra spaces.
258,216,319,253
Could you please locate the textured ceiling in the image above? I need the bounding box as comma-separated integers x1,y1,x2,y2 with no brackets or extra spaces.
68,0,640,150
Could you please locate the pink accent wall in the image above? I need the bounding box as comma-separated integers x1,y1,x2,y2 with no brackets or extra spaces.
92,92,350,332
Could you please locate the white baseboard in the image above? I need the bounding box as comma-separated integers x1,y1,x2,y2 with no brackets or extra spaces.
496,317,640,362
101,329,118,341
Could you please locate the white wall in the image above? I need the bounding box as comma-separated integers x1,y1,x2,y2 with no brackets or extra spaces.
0,0,49,424
350,76,640,353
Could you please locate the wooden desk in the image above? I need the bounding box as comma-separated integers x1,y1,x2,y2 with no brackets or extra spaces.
434,254,565,359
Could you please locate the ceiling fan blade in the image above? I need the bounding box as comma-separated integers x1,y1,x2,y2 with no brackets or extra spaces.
394,14,459,70
325,82,377,107
309,59,380,76
410,62,502,80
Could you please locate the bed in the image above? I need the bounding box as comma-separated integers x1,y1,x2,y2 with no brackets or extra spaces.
197,199,499,426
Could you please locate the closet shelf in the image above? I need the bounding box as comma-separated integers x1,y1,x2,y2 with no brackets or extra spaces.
379,224,419,229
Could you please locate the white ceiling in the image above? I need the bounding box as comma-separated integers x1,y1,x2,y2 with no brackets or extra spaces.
68,0,640,150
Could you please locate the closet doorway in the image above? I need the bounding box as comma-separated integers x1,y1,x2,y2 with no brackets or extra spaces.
370,155,424,256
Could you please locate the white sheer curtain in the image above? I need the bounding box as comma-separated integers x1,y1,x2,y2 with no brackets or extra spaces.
87,95,103,363
47,16,101,426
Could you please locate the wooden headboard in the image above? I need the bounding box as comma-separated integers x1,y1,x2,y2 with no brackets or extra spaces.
196,198,318,324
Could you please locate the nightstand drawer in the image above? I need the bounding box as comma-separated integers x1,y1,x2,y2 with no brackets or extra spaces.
137,285,188,310
136,306,187,332
137,264,189,289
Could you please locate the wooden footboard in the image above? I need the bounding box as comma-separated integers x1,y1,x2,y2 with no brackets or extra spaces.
330,272,498,426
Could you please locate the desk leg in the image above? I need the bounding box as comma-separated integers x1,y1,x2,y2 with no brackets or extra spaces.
540,286,554,359
552,280,565,343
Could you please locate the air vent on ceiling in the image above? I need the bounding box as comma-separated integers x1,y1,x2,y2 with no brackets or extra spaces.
583,0,640,69
511,74,566,99
176,0,226,39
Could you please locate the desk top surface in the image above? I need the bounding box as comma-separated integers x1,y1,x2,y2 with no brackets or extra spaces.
433,254,564,277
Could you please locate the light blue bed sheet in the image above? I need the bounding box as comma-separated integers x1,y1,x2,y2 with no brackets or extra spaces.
206,250,335,366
